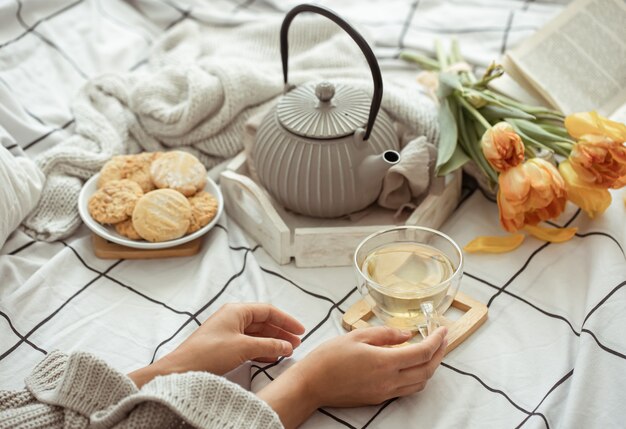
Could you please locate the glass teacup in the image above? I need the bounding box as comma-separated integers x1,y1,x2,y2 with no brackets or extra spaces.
353,226,464,336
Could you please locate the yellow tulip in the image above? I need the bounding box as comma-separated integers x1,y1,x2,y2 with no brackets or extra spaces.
565,111,626,142
481,122,525,173
523,225,578,243
558,160,611,218
498,158,567,232
464,234,525,253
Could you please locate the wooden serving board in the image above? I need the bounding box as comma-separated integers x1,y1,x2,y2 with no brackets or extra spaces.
92,234,202,259
220,152,462,268
342,291,488,355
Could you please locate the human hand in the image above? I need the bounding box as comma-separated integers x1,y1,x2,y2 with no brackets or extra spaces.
129,303,305,387
258,326,447,428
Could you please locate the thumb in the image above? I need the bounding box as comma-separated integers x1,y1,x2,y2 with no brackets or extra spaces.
245,337,293,360
352,326,412,347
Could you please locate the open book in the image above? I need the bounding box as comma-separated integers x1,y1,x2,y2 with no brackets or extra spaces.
490,0,626,122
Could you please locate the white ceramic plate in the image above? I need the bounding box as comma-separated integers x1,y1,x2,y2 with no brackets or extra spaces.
78,174,224,249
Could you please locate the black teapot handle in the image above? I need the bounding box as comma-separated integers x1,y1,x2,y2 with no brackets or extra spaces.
280,4,382,141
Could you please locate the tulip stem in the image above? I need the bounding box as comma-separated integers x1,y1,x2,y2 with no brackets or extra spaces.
399,51,441,71
450,38,476,84
525,144,537,159
538,124,571,139
435,40,449,70
457,96,492,130
507,121,570,158
483,90,565,118
543,143,571,158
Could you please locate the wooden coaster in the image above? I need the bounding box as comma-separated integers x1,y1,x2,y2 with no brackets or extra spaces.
92,234,202,259
342,291,488,355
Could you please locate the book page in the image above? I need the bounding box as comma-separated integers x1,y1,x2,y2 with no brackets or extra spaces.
506,0,626,115
489,56,552,109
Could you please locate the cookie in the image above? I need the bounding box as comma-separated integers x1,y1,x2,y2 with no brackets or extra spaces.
132,189,192,242
150,151,207,196
98,152,161,193
187,191,219,234
115,219,142,240
88,179,143,224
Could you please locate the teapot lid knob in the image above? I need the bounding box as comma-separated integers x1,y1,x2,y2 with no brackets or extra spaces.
277,82,370,139
315,81,335,102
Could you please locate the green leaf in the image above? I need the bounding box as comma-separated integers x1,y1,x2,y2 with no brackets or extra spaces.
436,98,458,171
455,106,471,154
437,143,470,176
437,72,463,98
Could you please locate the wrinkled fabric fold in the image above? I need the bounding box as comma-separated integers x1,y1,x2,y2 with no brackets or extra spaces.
0,128,45,248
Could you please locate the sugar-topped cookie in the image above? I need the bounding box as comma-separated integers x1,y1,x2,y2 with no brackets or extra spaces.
150,151,207,196
98,152,161,193
88,179,143,224
132,189,192,242
187,191,219,234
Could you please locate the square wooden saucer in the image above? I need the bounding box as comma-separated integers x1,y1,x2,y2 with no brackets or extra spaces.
92,234,202,259
342,291,488,355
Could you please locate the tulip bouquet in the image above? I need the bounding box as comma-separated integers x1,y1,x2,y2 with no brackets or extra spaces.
401,41,626,252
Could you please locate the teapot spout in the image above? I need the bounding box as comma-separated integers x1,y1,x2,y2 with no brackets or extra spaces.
358,150,400,191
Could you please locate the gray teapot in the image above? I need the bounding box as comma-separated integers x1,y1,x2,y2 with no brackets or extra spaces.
253,4,400,218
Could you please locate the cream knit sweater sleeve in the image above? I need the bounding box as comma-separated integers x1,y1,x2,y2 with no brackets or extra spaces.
0,351,283,429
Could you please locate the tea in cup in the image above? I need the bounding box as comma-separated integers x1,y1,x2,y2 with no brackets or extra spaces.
354,226,463,335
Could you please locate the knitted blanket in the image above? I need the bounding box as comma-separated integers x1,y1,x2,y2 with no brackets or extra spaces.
21,17,438,242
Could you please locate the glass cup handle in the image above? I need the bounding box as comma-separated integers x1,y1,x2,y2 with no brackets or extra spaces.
417,301,440,339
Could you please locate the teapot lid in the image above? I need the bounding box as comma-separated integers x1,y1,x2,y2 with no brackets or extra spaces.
277,81,370,139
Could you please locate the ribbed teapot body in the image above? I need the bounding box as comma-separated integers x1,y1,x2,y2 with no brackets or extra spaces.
253,109,398,218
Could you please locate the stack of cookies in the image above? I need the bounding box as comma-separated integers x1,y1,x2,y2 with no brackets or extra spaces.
88,151,218,243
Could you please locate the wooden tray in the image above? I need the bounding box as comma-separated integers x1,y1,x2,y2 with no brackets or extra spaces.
342,291,488,355
92,234,202,259
220,152,462,268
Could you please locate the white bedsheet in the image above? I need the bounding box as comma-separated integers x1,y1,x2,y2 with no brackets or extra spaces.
2,1,626,428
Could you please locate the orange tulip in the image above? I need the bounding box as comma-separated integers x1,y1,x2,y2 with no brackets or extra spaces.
568,135,626,188
481,122,525,173
558,160,611,218
497,158,567,232
565,111,626,189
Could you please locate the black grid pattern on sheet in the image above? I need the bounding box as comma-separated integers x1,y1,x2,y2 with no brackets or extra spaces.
1,1,625,428
0,259,123,361
14,0,89,79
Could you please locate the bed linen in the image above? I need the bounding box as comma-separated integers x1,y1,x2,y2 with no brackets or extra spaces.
1,1,625,428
